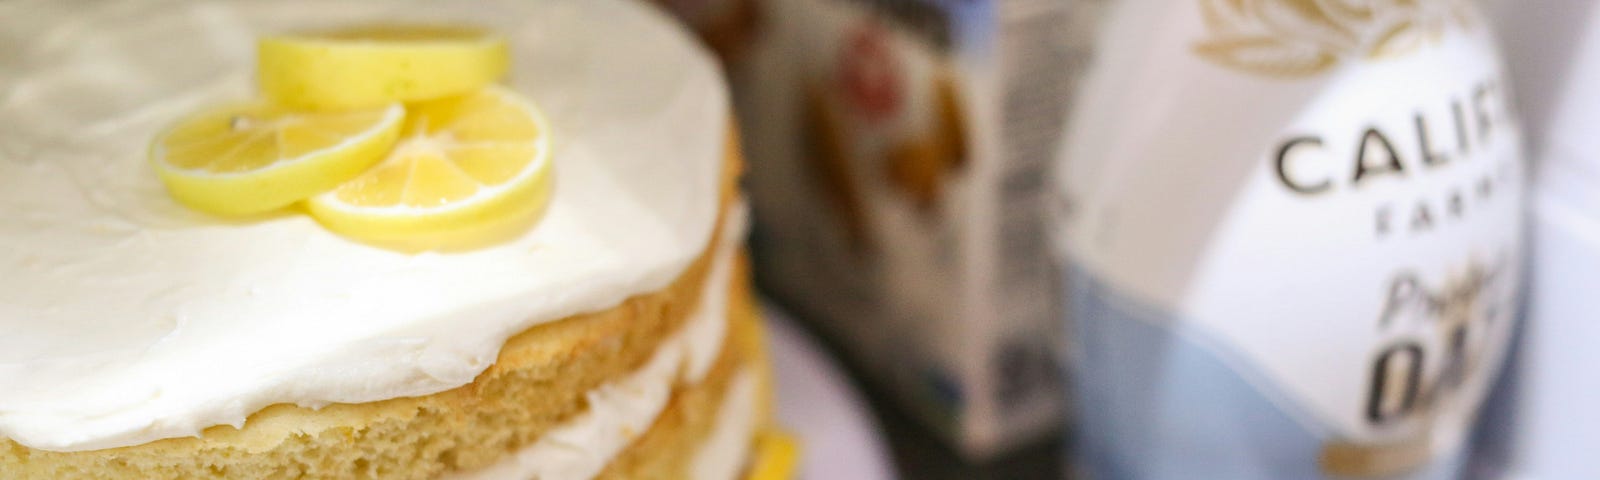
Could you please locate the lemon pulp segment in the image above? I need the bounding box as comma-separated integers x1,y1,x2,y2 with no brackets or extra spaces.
306,86,552,249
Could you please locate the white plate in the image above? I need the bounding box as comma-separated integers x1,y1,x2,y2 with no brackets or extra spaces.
766,304,898,480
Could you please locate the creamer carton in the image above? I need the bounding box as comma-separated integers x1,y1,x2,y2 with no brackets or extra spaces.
736,0,1096,458
1053,0,1525,478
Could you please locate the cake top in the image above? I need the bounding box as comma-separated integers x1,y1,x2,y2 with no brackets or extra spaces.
0,0,726,451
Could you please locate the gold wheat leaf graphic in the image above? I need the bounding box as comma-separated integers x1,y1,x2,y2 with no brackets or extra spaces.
1194,0,1470,77
1194,37,1339,76
1450,0,1476,29
1368,21,1424,58
1200,0,1254,32
1319,0,1377,23
1254,0,1358,49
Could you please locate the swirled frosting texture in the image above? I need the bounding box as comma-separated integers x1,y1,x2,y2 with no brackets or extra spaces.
0,0,726,451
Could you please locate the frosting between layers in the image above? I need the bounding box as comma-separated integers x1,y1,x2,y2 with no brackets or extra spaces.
0,0,727,451
446,370,759,480
444,213,742,480
690,369,762,480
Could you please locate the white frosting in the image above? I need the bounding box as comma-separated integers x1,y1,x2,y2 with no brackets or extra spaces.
690,369,762,480
445,212,741,480
0,0,728,452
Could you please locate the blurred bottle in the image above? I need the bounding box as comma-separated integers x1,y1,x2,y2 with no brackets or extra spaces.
1470,1,1600,479
1051,0,1524,478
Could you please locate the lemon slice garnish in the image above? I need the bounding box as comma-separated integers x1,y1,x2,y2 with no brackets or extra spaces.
306,86,552,249
259,25,509,111
747,429,802,480
151,102,404,215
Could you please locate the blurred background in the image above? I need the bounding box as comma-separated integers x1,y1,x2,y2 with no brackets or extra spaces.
7,0,1597,478
652,0,1600,478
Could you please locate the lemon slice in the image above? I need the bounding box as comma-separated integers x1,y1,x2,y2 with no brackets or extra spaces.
151,102,404,216
259,25,509,111
306,86,552,249
747,429,802,480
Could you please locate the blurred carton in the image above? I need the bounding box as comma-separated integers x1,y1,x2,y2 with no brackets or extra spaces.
732,0,1097,459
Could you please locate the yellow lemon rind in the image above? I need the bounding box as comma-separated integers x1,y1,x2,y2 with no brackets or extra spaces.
305,156,552,248
747,428,802,480
259,32,509,111
151,103,405,216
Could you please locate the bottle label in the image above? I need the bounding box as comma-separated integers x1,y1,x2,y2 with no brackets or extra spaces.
1055,1,1524,477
